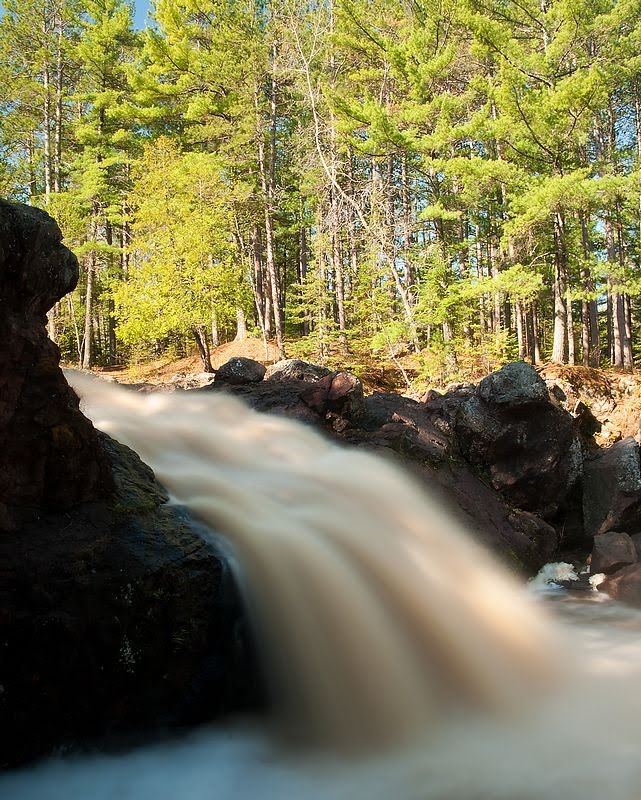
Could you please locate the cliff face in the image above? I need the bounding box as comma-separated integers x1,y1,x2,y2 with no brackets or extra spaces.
0,200,113,531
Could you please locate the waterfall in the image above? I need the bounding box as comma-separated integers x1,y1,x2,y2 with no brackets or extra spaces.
9,374,641,800
64,371,558,747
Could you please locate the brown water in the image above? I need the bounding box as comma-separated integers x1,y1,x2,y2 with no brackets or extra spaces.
3,373,641,799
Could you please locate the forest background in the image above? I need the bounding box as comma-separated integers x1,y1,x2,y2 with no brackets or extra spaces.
2,0,641,387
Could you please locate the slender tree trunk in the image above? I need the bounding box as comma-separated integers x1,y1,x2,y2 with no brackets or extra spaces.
105,220,117,365
615,206,634,369
192,326,213,372
532,304,542,364
624,294,634,370
579,213,600,366
489,237,501,336
581,299,590,366
299,225,309,336
251,224,267,336
82,250,95,369
566,290,575,365
42,60,52,198
607,290,615,364
551,211,568,363
400,153,414,292
516,301,525,360
331,206,347,348
211,312,220,349
255,77,284,358
53,24,63,192
235,307,247,341
28,134,37,197
605,215,624,367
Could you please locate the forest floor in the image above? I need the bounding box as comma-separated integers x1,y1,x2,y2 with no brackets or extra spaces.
94,336,414,394
92,337,641,444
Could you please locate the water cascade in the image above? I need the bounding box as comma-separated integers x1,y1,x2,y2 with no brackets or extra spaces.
65,372,558,746
5,373,641,799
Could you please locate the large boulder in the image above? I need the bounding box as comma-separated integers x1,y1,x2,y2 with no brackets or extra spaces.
583,438,641,536
454,362,584,520
0,201,262,767
214,357,266,385
300,371,367,427
342,391,558,573
0,436,262,767
265,359,331,383
591,531,637,575
477,361,550,406
0,200,113,531
600,563,641,606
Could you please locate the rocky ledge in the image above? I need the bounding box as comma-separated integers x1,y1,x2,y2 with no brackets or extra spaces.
198,354,641,595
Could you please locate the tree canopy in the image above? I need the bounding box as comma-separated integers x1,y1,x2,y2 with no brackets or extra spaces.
2,0,641,380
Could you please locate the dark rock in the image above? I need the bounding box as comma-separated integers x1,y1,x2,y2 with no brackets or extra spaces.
572,400,602,440
600,563,641,606
214,357,266,385
631,532,641,560
0,200,113,531
0,435,263,767
455,362,583,519
477,361,550,407
591,531,637,575
202,377,323,425
421,389,443,403
265,359,331,383
583,438,641,537
0,200,78,316
0,201,263,767
443,381,476,397
548,384,568,405
300,371,366,424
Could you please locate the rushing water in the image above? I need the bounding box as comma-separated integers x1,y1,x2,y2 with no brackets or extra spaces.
3,373,641,799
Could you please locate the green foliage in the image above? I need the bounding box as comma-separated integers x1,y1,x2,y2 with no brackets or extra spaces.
3,0,641,375
113,137,239,346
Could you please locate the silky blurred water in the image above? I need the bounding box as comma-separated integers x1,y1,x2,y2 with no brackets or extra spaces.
3,374,640,799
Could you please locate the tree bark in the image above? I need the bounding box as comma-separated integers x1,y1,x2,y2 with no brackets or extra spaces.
551,211,568,363
192,325,213,372
255,76,285,358
235,307,247,341
81,250,95,369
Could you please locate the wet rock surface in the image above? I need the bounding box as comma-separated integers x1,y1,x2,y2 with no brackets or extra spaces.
591,531,637,574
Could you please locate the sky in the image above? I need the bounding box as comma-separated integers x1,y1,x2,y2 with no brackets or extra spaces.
0,1,153,30
133,0,152,30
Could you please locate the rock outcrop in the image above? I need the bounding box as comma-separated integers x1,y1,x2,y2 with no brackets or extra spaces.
0,201,261,768
0,200,113,531
583,437,641,536
453,362,584,520
207,358,560,572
